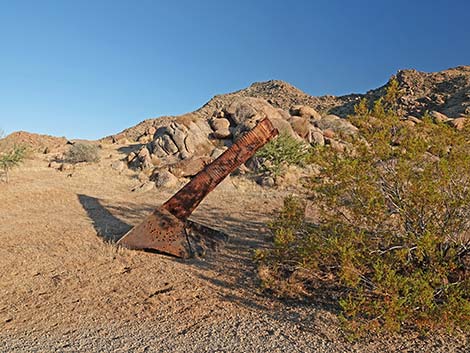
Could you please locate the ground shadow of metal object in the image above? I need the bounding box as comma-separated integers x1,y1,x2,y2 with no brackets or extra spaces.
117,118,278,258
77,194,132,242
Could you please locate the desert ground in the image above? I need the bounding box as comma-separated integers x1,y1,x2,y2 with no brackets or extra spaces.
1,144,468,352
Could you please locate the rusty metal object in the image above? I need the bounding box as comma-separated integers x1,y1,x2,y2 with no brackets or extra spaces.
117,118,278,258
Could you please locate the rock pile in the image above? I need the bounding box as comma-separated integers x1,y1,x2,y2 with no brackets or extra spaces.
107,66,470,190
104,66,470,145
124,96,358,190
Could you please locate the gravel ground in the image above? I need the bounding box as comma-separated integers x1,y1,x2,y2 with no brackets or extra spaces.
1,147,469,352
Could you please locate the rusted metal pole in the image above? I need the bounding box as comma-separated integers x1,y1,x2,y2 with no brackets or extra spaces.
118,118,278,258
163,118,278,220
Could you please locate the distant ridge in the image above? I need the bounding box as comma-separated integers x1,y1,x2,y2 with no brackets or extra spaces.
198,66,470,119
3,66,469,144
107,65,470,142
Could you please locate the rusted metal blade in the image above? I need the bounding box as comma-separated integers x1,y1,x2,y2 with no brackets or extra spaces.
163,118,278,220
117,117,278,258
117,206,191,258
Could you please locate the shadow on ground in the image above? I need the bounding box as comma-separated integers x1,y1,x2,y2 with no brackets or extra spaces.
77,193,339,329
188,203,341,327
77,194,149,242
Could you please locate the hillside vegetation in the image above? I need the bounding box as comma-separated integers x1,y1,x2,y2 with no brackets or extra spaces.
257,83,470,336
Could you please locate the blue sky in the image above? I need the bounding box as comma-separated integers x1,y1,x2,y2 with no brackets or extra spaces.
0,0,469,139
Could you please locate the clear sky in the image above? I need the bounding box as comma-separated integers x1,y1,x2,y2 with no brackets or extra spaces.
0,0,469,139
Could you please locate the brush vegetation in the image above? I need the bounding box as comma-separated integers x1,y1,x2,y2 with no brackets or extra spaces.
257,82,470,335
65,143,100,164
255,133,310,176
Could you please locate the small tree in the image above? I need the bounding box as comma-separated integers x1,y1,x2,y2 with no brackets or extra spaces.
0,145,26,182
383,76,401,112
354,97,370,116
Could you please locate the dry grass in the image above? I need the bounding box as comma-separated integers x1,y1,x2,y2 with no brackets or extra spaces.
0,145,286,334
0,143,467,352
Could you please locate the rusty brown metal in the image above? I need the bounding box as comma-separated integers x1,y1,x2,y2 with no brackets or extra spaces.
117,207,191,258
117,118,278,258
162,118,279,220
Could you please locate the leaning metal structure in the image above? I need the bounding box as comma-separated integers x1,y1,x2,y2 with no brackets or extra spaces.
117,118,279,258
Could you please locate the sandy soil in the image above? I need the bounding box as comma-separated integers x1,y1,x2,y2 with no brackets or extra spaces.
0,144,468,352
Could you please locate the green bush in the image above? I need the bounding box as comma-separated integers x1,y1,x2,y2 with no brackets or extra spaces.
255,133,310,176
257,99,470,335
65,143,100,164
0,145,26,182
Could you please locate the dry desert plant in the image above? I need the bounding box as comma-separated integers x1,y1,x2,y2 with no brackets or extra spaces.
257,88,470,336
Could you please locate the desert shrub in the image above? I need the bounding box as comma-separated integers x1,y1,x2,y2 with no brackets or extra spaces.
257,98,470,335
255,133,310,175
353,77,402,118
65,143,100,164
0,145,26,182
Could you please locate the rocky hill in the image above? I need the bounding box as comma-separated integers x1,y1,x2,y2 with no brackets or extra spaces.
198,65,470,119
0,131,68,153
3,66,469,189
194,80,361,118
105,65,470,144
88,66,470,190
358,65,470,118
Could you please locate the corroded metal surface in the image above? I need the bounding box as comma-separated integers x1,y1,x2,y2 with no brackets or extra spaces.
163,118,278,220
118,118,279,258
118,207,190,258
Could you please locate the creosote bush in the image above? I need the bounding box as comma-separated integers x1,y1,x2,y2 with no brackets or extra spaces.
65,143,100,164
255,133,310,176
257,93,470,336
